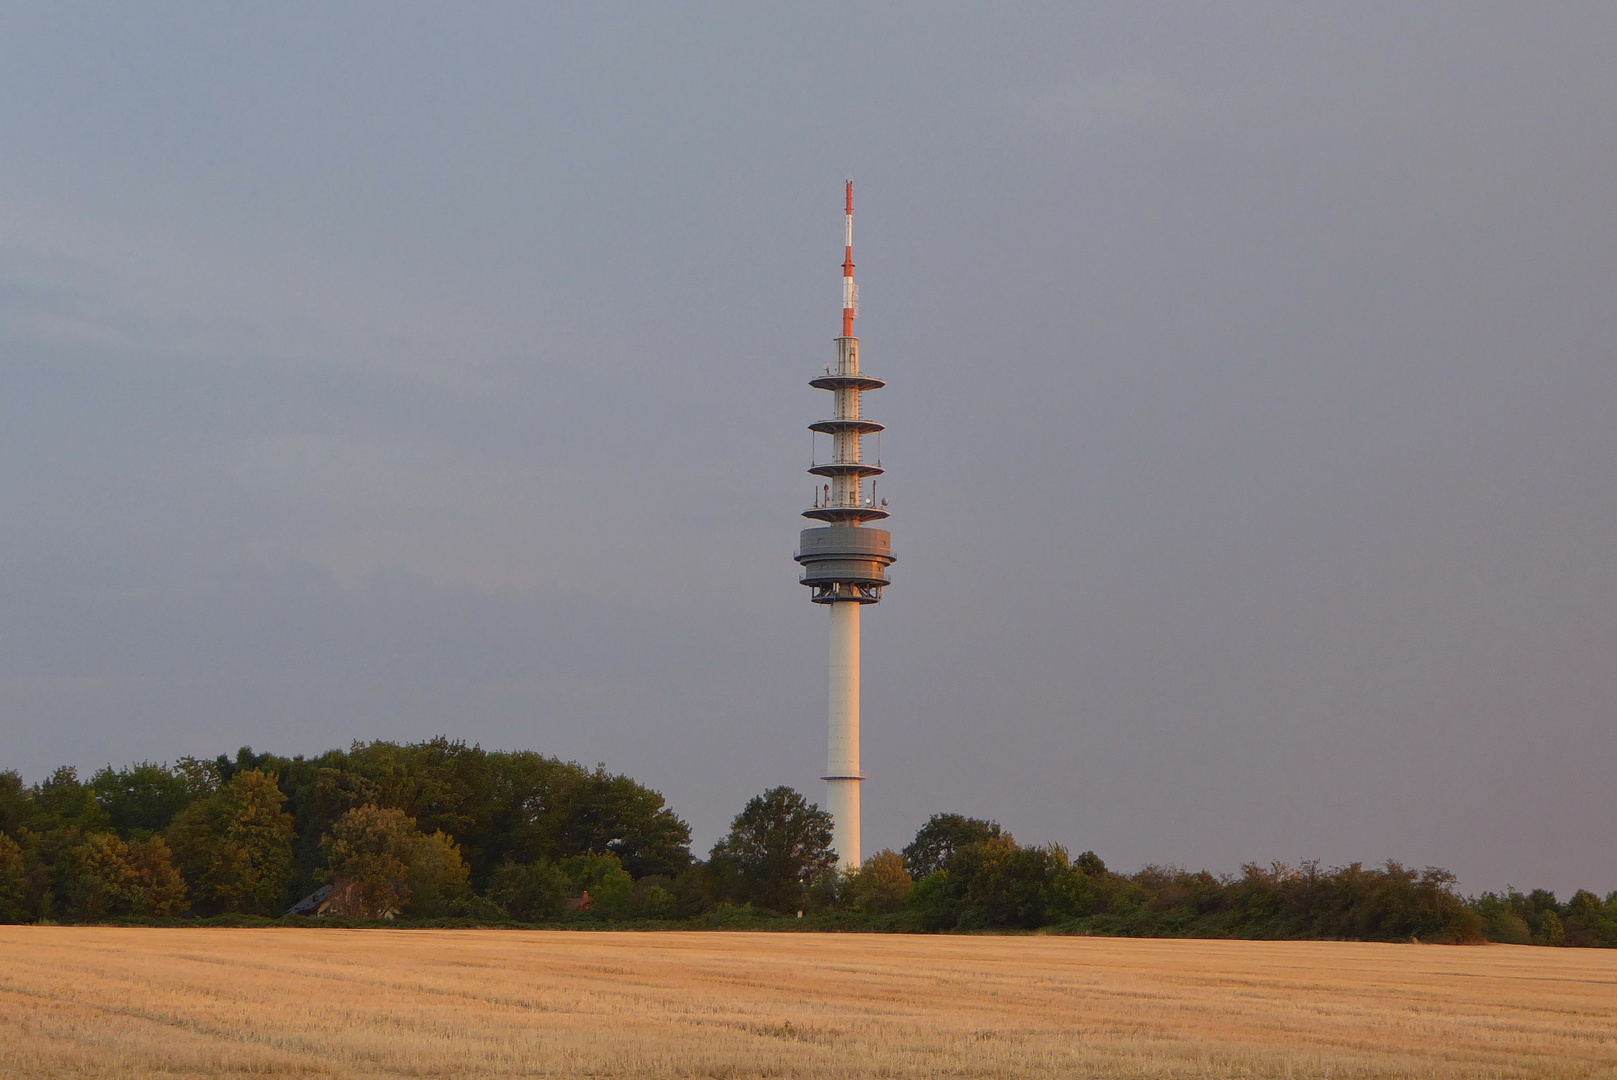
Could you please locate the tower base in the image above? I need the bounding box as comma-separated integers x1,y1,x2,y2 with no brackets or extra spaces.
824,775,862,871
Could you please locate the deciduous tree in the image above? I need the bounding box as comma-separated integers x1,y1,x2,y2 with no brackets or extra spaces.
319,805,417,918
0,833,25,922
901,813,1001,880
319,804,474,919
91,762,196,836
406,829,472,918
707,787,835,914
487,859,568,922
167,769,298,915
0,770,28,837
57,833,187,920
849,849,913,914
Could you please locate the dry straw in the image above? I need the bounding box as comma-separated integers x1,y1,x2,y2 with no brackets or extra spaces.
2,927,1613,1078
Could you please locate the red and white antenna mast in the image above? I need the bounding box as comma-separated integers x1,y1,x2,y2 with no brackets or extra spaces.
842,180,858,337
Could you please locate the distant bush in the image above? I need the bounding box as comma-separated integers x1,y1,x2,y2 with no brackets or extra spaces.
1471,887,1617,948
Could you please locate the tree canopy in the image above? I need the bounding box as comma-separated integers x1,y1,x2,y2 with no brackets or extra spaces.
707,786,836,914
0,743,1610,948
901,813,1001,879
168,769,298,916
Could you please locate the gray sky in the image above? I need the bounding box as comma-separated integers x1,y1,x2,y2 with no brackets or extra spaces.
2,3,1612,896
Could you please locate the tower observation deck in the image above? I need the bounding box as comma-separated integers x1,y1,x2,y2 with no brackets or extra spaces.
794,182,894,870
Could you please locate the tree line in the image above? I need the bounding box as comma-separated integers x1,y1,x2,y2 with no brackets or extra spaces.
1,738,1611,946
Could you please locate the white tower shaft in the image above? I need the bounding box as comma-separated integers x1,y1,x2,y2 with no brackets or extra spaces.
826,598,862,869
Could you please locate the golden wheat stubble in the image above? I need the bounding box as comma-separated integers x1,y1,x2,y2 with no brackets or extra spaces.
0,928,1612,1079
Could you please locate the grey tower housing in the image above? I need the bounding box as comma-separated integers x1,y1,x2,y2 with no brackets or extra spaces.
795,338,895,602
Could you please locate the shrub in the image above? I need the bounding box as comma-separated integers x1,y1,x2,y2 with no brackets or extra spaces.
850,850,913,914
559,852,635,920
487,859,569,922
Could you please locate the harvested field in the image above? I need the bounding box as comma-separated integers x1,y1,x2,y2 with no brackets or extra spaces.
0,928,1613,1079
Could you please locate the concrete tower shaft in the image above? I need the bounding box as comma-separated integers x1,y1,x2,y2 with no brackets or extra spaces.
825,600,861,870
794,181,894,871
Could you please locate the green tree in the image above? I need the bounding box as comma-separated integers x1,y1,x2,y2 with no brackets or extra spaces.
630,877,679,920
0,770,28,837
1315,862,1483,943
908,835,1083,930
901,813,1001,879
1564,890,1617,948
204,771,299,915
849,849,913,914
91,762,196,836
555,767,694,879
0,833,25,922
707,786,836,914
167,769,299,915
30,766,110,834
267,739,694,894
405,829,473,918
56,833,187,920
319,804,473,919
58,833,141,920
1471,891,1534,944
955,836,1054,929
319,805,418,918
1074,851,1107,877
487,859,569,922
129,836,189,915
559,852,636,920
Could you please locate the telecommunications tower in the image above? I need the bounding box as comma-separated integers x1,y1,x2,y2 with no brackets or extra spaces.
795,181,895,870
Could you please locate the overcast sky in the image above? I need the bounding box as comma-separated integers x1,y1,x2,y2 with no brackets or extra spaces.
2,3,1612,896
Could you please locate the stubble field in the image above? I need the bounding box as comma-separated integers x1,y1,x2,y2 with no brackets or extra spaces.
1,928,1613,1079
